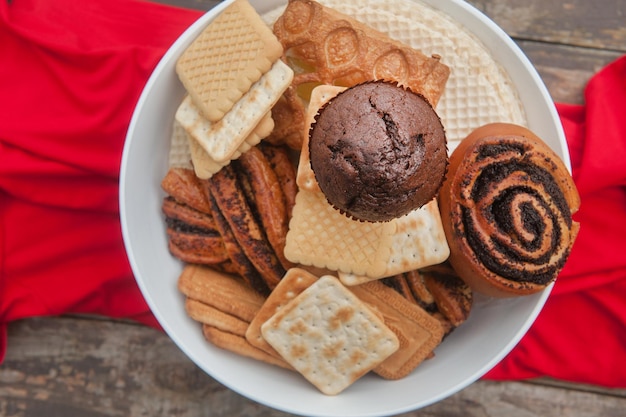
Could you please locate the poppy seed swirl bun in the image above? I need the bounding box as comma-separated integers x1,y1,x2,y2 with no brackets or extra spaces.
438,123,581,297
309,81,448,222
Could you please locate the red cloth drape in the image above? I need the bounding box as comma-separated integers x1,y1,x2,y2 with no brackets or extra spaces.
0,0,204,353
486,57,626,386
1,0,625,388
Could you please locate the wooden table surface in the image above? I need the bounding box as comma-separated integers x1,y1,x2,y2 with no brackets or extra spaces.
2,0,625,416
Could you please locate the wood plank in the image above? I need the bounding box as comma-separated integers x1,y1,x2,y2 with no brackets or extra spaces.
516,41,623,104
464,0,625,104
151,0,221,11
2,317,626,417
465,0,626,51
417,380,626,417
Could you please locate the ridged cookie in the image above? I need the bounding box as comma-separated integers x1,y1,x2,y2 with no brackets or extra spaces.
349,280,444,380
177,264,265,322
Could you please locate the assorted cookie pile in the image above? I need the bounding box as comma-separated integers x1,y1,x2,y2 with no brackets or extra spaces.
160,0,580,395
162,142,297,296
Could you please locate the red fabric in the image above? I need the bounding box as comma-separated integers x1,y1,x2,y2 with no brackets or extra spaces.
486,56,626,386
0,0,203,361
0,0,625,389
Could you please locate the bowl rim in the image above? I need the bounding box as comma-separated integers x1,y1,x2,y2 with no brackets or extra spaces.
120,0,565,415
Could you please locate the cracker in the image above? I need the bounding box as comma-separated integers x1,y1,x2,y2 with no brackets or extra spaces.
175,59,293,163
338,199,450,285
185,298,249,337
261,275,399,395
384,200,449,274
285,193,447,281
177,264,265,322
284,189,395,278
349,280,445,380
202,325,293,370
188,111,274,179
246,268,318,358
176,0,283,122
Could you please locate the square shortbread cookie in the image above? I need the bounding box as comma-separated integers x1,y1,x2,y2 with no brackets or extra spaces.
284,190,395,278
176,0,283,122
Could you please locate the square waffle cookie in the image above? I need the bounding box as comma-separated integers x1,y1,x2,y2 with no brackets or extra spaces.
176,0,284,122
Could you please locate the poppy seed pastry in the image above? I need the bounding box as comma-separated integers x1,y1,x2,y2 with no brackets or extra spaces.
438,123,581,297
309,81,448,222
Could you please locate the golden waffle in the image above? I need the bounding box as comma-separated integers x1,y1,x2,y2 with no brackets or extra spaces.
261,275,399,395
269,0,450,149
168,121,194,170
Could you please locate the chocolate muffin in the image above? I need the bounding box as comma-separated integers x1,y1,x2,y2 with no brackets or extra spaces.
309,81,448,222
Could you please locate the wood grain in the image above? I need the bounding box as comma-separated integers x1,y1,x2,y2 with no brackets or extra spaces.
518,41,622,104
151,0,221,10
465,0,625,104
466,0,626,51
2,317,626,417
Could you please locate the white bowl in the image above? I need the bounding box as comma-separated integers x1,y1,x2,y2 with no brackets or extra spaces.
120,0,568,416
